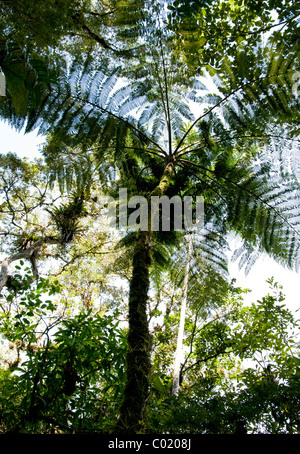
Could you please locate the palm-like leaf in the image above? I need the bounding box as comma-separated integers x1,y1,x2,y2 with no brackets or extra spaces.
1,6,299,432
16,36,299,272
3,25,299,277
0,39,56,120
173,38,300,271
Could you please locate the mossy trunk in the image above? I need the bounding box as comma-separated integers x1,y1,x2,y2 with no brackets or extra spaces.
115,161,174,433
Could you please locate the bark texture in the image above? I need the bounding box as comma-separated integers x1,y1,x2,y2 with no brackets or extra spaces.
116,161,174,433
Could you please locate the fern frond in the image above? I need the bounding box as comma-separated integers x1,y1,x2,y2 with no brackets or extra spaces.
0,39,56,126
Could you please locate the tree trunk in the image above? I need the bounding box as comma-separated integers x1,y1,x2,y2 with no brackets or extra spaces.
172,233,193,396
115,160,174,433
0,237,61,293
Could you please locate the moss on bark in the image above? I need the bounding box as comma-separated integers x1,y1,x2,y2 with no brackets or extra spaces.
115,161,174,433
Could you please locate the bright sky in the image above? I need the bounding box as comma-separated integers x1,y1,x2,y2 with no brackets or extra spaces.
227,243,300,314
0,121,46,158
0,120,299,314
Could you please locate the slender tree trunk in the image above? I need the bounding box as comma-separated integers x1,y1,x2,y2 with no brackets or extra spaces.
0,237,61,293
172,233,193,396
115,161,174,433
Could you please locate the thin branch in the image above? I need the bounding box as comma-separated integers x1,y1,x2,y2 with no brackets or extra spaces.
179,291,201,383
174,69,297,155
181,308,240,376
151,57,169,123
177,144,207,158
73,14,140,56
83,8,118,18
76,144,167,159
176,138,205,154
0,236,62,293
177,132,300,159
269,12,300,47
53,246,116,276
70,93,166,155
183,348,232,378
159,39,172,157
177,161,227,204
81,23,115,50
227,15,299,39
123,146,167,160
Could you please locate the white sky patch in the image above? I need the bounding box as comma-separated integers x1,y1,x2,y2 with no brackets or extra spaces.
0,121,45,159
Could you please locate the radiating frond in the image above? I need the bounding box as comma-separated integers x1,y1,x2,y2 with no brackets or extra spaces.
0,39,56,125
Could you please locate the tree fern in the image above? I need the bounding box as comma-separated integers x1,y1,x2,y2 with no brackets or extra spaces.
0,39,56,123
1,2,300,432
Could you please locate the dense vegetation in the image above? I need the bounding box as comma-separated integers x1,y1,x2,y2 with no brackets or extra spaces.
0,0,300,434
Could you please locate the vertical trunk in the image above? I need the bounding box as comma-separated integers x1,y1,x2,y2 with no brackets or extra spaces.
172,233,193,396
116,161,174,433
